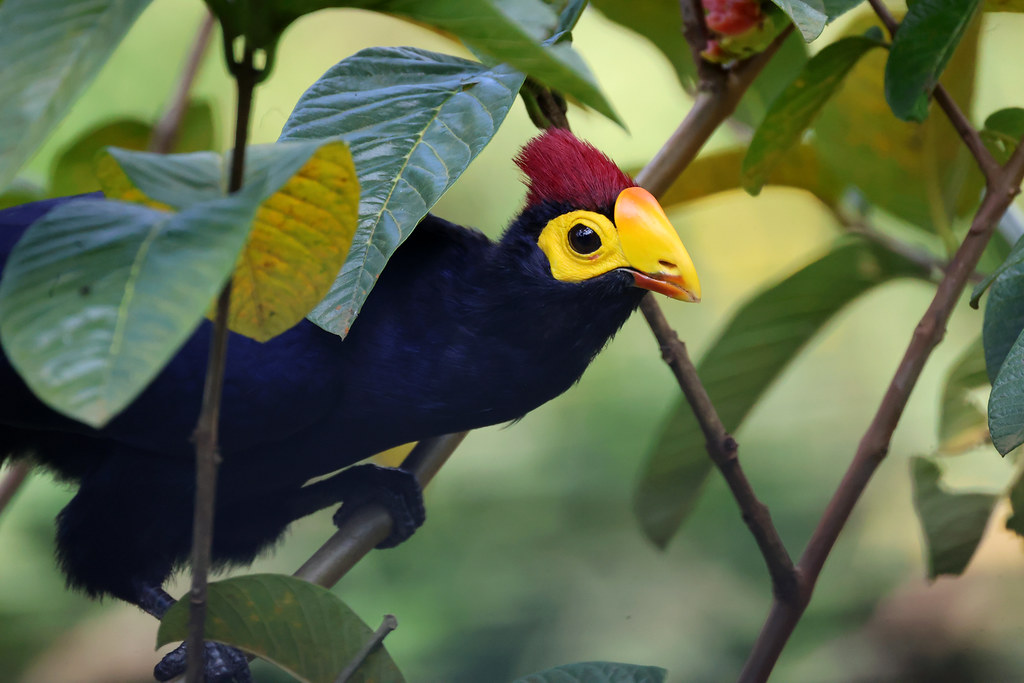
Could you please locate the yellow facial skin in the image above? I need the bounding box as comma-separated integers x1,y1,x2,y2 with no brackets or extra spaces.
536,187,701,302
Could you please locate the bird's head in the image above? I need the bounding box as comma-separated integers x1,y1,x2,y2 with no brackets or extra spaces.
512,129,700,303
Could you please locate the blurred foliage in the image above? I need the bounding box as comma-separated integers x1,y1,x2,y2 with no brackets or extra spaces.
2,1,1024,683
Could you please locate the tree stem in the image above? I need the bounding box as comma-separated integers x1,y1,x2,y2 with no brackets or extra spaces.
184,46,258,683
739,138,1024,683
149,10,215,154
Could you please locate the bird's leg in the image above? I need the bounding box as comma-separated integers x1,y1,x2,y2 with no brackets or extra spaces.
131,580,253,683
293,464,425,548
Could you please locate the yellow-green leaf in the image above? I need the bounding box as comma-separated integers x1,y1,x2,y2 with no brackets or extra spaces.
227,142,359,341
157,574,404,683
97,141,360,342
661,145,842,208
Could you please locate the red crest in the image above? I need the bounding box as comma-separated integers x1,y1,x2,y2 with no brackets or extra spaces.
515,129,634,210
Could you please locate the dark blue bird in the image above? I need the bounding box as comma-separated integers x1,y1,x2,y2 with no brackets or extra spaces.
0,129,699,681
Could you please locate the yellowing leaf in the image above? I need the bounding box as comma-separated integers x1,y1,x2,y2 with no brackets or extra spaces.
228,142,360,342
660,145,842,208
96,141,360,343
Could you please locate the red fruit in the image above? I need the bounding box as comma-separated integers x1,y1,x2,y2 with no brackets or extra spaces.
703,0,762,36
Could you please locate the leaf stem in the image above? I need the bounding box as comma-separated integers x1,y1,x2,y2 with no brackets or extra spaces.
184,45,259,683
148,10,215,154
333,614,399,683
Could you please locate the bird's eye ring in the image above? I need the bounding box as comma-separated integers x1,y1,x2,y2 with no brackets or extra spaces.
567,224,602,255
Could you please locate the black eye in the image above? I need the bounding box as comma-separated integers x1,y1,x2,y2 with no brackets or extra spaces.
568,224,601,254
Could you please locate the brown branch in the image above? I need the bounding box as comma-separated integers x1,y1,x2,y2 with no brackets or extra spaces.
293,432,468,587
184,50,259,683
639,296,797,601
738,138,1024,683
0,460,31,518
630,24,799,602
149,10,215,154
679,0,718,83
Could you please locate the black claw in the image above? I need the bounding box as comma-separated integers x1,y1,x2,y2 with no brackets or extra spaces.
331,464,425,548
154,641,252,683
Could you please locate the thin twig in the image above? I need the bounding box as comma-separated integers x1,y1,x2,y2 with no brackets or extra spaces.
149,10,215,154
333,614,399,683
738,139,1024,683
630,24,799,602
184,48,259,683
639,296,798,600
0,461,30,518
836,213,984,283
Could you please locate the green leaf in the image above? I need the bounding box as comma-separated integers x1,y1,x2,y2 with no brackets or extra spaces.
659,145,842,208
734,30,811,129
0,179,45,210
823,0,865,17
281,48,524,337
742,35,882,195
100,140,362,342
984,0,1024,11
157,574,404,683
771,0,827,41
884,0,981,122
911,457,998,578
635,240,928,547
813,12,981,234
980,107,1024,164
49,102,217,197
981,253,1024,383
211,0,617,123
988,324,1024,453
0,0,152,191
513,661,667,683
51,121,151,196
0,194,260,427
972,231,1024,309
938,337,990,453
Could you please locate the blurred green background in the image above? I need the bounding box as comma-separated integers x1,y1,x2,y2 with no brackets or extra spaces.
3,2,1024,682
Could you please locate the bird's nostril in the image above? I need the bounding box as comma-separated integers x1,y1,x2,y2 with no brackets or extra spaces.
658,260,677,270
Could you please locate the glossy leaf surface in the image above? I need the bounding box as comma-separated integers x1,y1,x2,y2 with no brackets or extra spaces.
885,0,981,122
281,48,523,336
0,0,151,190
0,194,259,427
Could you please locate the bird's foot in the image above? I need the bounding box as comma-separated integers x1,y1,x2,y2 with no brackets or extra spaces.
154,641,253,683
331,464,425,548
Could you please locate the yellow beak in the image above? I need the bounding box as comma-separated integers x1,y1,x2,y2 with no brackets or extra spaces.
614,187,701,302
